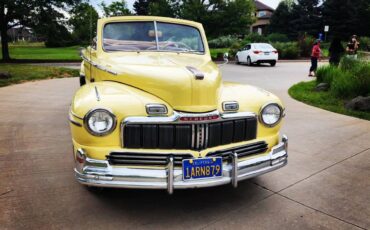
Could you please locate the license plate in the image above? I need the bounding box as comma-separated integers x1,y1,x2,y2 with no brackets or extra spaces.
182,157,222,181
264,52,270,55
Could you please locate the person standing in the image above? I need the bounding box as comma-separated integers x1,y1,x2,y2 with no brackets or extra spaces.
329,37,345,66
346,35,360,59
309,39,321,77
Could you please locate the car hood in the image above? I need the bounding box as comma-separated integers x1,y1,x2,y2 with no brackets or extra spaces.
98,53,221,112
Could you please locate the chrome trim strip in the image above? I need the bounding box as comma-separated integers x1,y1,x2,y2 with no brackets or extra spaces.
94,86,101,101
191,124,195,149
154,21,159,51
186,66,205,80
70,110,83,120
69,118,82,127
204,124,209,149
167,156,174,194
81,54,118,75
74,136,288,192
231,151,238,188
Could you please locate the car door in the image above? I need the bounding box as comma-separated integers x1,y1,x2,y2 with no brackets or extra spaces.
239,44,251,62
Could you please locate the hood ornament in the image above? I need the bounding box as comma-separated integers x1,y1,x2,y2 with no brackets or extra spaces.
186,66,204,80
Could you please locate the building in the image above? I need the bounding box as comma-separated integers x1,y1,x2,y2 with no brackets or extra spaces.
251,0,275,35
6,26,38,42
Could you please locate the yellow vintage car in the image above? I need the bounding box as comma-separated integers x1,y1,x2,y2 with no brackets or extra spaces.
69,16,288,194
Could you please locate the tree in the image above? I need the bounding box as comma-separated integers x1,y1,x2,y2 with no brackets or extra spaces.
289,0,322,38
69,2,99,45
101,1,131,17
133,0,150,15
149,0,177,17
0,0,79,61
178,0,255,38
322,0,370,40
269,0,294,36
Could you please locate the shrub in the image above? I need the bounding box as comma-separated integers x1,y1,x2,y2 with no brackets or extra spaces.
330,58,370,98
229,42,242,58
316,65,342,85
267,33,289,43
208,35,239,48
243,33,268,44
298,35,315,57
358,37,370,51
339,57,360,72
272,42,299,59
331,71,358,98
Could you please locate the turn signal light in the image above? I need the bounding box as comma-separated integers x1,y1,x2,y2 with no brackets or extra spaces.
273,51,278,54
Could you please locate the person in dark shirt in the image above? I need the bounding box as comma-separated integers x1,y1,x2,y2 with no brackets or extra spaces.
329,37,345,66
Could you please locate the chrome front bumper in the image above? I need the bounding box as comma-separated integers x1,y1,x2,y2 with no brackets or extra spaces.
75,136,288,194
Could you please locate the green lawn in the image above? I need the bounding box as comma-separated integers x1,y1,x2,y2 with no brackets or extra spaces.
0,45,82,61
289,80,370,121
0,64,79,87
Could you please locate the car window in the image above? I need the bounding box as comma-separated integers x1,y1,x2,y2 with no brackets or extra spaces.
245,45,251,50
156,22,204,53
103,22,156,51
254,44,274,49
103,21,204,53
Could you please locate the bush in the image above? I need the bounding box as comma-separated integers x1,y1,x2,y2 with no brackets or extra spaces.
208,35,239,48
325,57,370,98
241,33,268,45
272,42,300,59
229,42,242,58
267,33,289,43
316,65,342,86
358,37,370,51
339,57,359,72
298,35,315,57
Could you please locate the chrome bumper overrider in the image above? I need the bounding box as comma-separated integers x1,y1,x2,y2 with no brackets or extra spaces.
75,136,288,194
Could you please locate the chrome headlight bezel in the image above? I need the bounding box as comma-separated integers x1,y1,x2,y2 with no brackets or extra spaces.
259,103,283,127
83,108,117,136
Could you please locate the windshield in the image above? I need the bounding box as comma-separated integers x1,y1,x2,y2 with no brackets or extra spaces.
103,21,204,53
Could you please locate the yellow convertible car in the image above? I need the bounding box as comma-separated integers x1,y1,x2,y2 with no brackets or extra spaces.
69,16,288,194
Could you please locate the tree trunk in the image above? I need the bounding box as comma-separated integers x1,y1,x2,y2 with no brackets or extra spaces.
0,22,10,61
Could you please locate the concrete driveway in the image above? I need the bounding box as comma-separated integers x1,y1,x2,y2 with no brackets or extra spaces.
0,62,369,230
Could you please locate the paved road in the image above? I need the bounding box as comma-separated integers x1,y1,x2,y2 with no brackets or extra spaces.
0,63,369,230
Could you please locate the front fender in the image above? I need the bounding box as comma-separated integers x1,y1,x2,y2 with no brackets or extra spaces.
70,81,173,147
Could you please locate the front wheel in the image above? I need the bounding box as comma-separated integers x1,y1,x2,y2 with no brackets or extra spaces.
247,57,252,66
79,75,86,86
270,61,277,67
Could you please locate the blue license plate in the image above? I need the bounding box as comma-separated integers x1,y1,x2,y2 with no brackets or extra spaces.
182,157,223,181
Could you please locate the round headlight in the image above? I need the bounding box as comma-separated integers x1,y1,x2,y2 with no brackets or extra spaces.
260,103,282,127
84,108,116,136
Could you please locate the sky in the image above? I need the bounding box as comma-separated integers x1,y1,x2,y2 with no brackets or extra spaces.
91,0,282,15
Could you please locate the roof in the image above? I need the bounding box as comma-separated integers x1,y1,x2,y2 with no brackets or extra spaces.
254,0,274,11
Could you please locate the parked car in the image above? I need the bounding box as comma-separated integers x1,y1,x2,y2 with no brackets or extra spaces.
236,43,278,66
70,16,287,194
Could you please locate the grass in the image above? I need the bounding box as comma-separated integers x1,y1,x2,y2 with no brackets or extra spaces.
289,80,370,121
210,48,230,59
0,64,79,87
0,45,82,61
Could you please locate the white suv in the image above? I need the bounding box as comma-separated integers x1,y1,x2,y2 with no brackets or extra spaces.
236,43,278,67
